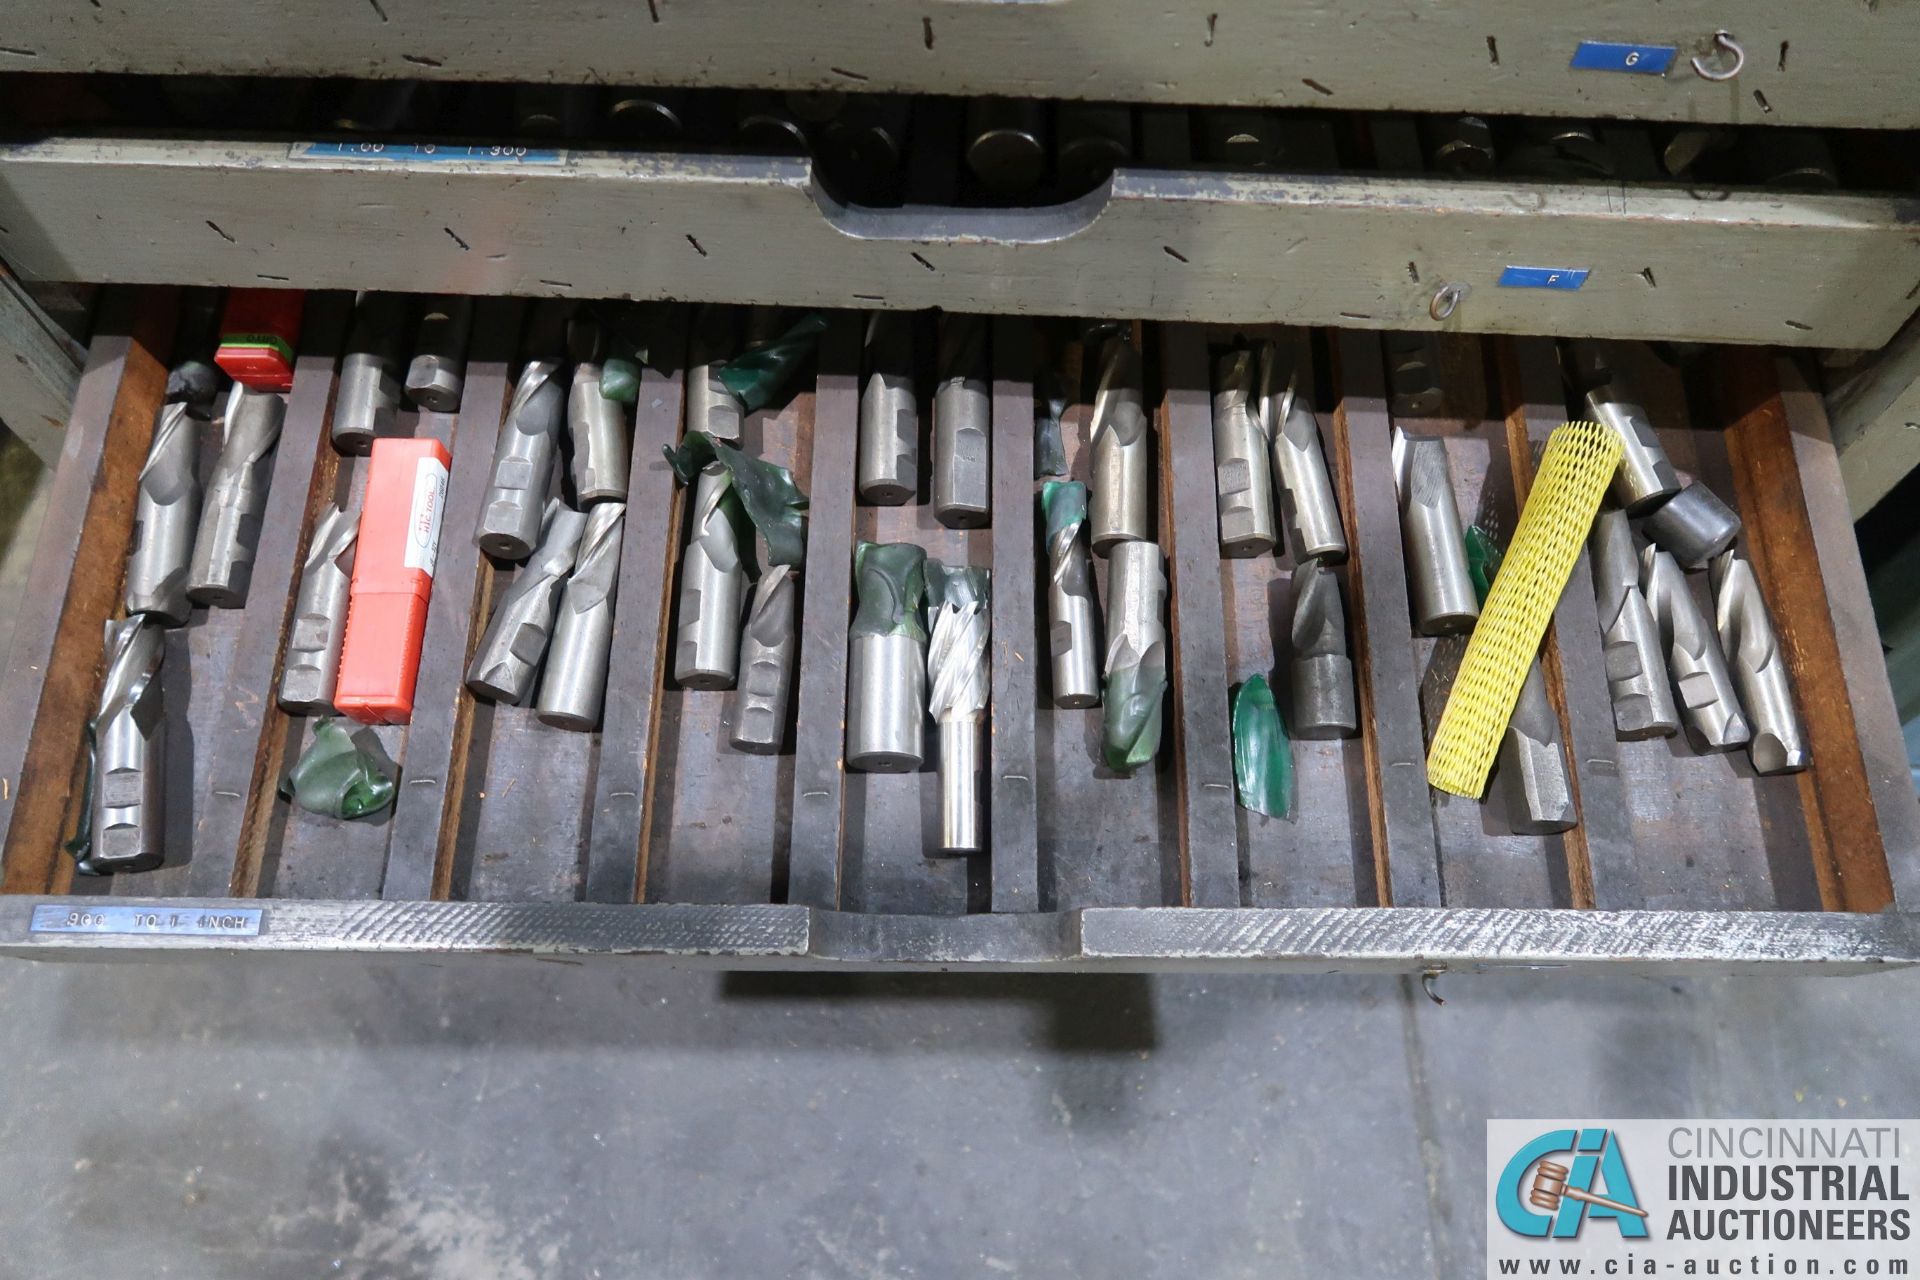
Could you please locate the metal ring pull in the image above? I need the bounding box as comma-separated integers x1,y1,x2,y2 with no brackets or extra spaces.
1691,30,1745,81
1429,282,1467,322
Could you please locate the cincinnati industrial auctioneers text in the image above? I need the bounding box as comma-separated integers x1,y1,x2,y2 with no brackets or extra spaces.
1665,1125,1909,1244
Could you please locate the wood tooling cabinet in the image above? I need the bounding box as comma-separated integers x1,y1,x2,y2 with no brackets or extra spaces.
0,2,1917,972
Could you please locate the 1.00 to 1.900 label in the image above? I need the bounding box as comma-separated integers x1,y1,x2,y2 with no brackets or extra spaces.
29,904,264,938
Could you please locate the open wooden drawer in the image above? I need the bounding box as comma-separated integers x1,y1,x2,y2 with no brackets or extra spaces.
1,289,1915,971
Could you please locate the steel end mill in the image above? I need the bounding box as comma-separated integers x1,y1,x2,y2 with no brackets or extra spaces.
405,295,473,413
1710,551,1808,775
686,306,745,445
1259,346,1348,565
1289,559,1358,739
1390,427,1478,636
1210,346,1277,558
926,562,991,853
467,500,590,704
933,315,991,527
1640,544,1750,752
858,312,919,504
1042,480,1101,709
187,384,286,607
1567,344,1681,514
674,463,749,690
125,398,208,625
1641,481,1741,571
537,502,624,729
848,541,929,773
1102,540,1168,772
279,503,359,714
476,358,565,560
1088,331,1151,554
566,317,632,505
1588,507,1679,739
82,616,166,875
332,292,407,453
1495,659,1577,835
729,564,799,753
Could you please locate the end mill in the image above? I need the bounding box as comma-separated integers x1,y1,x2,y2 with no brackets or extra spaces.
1565,345,1680,513
1056,102,1132,196
187,384,286,607
332,292,407,453
673,463,748,690
926,563,991,854
476,358,565,560
686,306,745,445
1289,559,1358,739
847,541,929,773
1588,507,1679,739
1641,544,1749,752
125,401,208,625
1710,552,1808,775
933,314,990,527
566,316,631,505
279,503,359,714
858,311,919,505
1088,331,1151,554
405,295,473,413
1641,481,1741,570
1103,540,1168,772
1259,345,1348,564
1042,480,1101,709
467,499,589,704
82,616,167,875
729,564,799,754
1210,346,1277,558
1495,659,1577,835
537,502,624,729
1390,427,1478,636
964,97,1048,194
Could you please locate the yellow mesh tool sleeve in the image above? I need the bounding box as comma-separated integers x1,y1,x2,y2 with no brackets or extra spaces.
1425,421,1623,798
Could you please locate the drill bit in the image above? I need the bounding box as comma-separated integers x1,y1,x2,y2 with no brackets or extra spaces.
1088,331,1151,553
1566,345,1680,514
467,499,589,704
926,563,991,853
537,502,624,729
187,384,286,607
932,313,990,528
566,315,630,505
278,503,359,714
686,305,744,444
124,402,208,625
1289,559,1358,739
1391,427,1478,635
331,292,407,453
1641,481,1741,570
847,541,928,772
1588,507,1679,739
1495,658,1577,835
1043,480,1101,708
729,564,798,753
405,295,473,413
1210,346,1277,558
1711,551,1808,774
1641,545,1749,752
1103,540,1168,772
82,616,166,875
476,359,565,559
857,311,918,504
673,462,747,690
1260,345,1348,564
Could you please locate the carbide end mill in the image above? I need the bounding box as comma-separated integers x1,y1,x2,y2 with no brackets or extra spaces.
1260,346,1348,564
1390,427,1478,636
1088,332,1151,554
1211,347,1277,558
1588,507,1679,739
406,295,473,413
858,312,919,505
1640,544,1749,752
933,314,991,528
188,384,286,607
1103,540,1168,772
1496,660,1577,835
687,306,745,445
1566,345,1680,513
332,292,407,453
124,400,204,624
847,541,928,773
1641,481,1741,570
729,564,799,753
85,616,166,875
537,502,625,729
279,503,359,714
467,500,590,704
476,358,564,560
926,563,990,853
673,463,748,690
567,317,632,505
1289,560,1358,739
1042,480,1102,709
1710,552,1808,775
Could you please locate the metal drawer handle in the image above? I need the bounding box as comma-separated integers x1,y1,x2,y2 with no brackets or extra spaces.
1429,282,1467,322
1691,30,1745,82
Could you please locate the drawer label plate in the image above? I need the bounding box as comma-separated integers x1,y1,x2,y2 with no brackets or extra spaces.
1569,41,1677,75
289,142,567,165
1498,265,1590,291
29,904,265,938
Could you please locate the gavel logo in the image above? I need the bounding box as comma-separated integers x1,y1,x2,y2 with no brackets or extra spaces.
1528,1160,1650,1220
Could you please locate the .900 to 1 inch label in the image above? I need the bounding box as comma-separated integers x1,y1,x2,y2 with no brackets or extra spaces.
29,904,264,938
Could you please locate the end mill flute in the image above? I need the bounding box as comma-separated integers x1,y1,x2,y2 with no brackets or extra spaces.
84,616,166,875
1259,346,1348,564
1043,480,1101,709
476,358,564,560
1103,540,1168,771
1566,345,1680,514
467,500,589,704
927,565,990,853
674,463,747,690
686,306,744,444
1211,347,1277,558
858,311,918,504
1588,507,1678,740
537,502,624,729
279,504,359,714
933,315,990,527
124,399,205,625
332,292,407,453
730,564,799,753
405,295,473,413
1289,559,1357,739
1641,545,1749,752
1497,659,1577,835
1711,551,1808,775
188,385,286,607
569,360,631,504
1089,332,1151,553
1390,428,1478,636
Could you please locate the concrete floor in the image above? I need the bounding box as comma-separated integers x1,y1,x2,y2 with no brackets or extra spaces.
0,426,1915,1278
